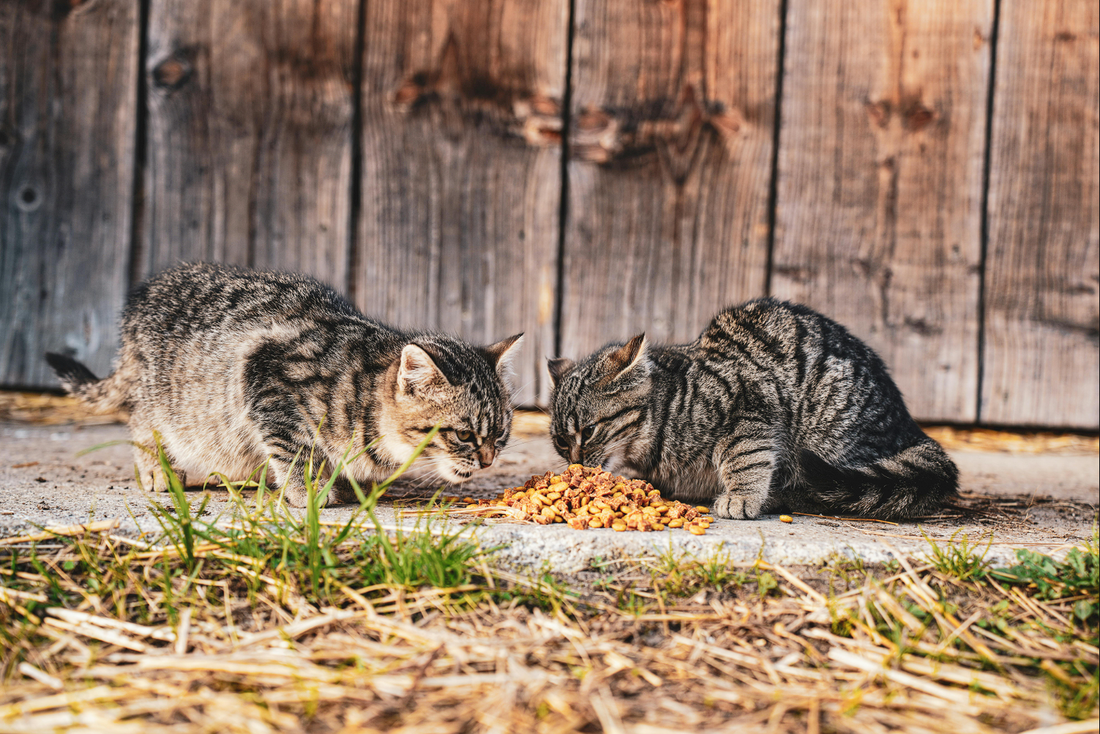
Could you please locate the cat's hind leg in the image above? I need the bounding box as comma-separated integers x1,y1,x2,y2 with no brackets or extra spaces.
711,421,779,519
132,441,165,492
127,417,187,492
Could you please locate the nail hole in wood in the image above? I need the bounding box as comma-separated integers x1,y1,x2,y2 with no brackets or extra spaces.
17,186,41,211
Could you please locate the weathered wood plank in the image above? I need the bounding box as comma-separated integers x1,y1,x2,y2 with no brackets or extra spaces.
139,0,356,284
0,0,139,388
982,1,1099,428
559,0,778,363
357,0,567,406
772,0,993,423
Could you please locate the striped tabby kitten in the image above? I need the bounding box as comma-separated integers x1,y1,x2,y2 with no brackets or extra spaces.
47,263,522,507
548,299,957,520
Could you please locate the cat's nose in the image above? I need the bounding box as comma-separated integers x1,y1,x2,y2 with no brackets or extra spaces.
477,445,496,469
570,447,582,464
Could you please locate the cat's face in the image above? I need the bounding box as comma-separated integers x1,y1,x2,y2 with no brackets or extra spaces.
548,335,651,471
379,335,522,484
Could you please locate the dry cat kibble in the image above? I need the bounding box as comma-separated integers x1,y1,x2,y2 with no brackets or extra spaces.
483,464,713,534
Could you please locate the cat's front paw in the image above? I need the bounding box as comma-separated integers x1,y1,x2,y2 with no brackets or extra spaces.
281,479,361,508
282,484,311,508
144,469,187,492
712,491,765,520
326,477,363,506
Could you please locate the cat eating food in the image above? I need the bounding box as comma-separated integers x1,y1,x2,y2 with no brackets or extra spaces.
547,299,957,521
47,263,521,507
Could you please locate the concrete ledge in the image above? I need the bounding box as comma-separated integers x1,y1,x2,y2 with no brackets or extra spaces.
1,419,1096,572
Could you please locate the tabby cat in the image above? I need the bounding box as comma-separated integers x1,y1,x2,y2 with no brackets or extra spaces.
47,263,522,507
548,299,957,520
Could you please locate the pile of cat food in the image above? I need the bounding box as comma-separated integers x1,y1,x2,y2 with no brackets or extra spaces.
465,464,712,534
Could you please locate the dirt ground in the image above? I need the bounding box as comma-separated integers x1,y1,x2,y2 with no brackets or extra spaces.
1,392,1096,569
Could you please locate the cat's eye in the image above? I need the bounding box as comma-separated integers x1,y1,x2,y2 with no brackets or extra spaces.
581,424,596,442
455,429,476,443
553,435,570,451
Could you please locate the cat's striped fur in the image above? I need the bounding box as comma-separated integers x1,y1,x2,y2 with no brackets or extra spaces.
548,299,957,520
47,263,522,507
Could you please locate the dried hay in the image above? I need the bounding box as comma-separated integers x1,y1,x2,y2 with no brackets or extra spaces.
924,426,1099,456
0,521,1095,733
0,391,127,426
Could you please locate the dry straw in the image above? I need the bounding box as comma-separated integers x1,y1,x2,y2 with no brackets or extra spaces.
0,515,1096,733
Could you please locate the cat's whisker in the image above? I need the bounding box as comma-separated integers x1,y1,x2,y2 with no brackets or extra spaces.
510,376,537,397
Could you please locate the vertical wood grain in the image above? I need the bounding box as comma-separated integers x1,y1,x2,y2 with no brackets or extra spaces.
0,0,138,387
559,0,779,362
982,1,1099,428
357,0,567,406
140,0,356,284
772,0,993,423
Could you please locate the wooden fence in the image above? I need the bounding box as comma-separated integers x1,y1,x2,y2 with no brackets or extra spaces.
1,0,1097,428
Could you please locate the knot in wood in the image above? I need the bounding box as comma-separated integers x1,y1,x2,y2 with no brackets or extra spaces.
901,100,936,132
152,57,192,91
393,81,421,106
572,109,620,163
866,100,892,129
514,95,563,147
710,109,746,139
576,109,611,132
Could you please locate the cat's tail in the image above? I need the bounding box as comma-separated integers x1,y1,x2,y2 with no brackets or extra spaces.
45,352,131,414
800,440,959,520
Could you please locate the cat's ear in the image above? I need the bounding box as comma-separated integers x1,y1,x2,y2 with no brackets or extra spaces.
483,333,524,375
398,344,450,395
604,334,648,381
547,357,575,387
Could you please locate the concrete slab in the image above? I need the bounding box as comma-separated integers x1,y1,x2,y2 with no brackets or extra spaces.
1,412,1096,572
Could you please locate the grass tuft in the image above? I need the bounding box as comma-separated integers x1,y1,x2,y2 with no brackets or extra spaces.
990,525,1099,618
922,528,993,582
